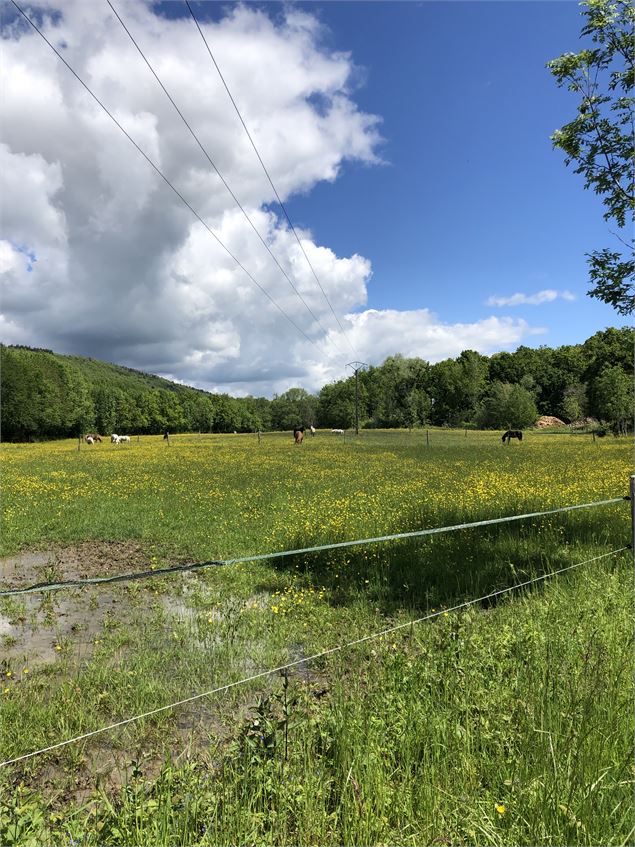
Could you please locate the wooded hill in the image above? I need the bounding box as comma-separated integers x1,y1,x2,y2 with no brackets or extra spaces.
1,327,632,441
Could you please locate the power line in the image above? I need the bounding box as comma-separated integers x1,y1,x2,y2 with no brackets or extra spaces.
1,496,627,597
185,0,358,358
11,0,321,353
346,361,368,435
0,545,627,769
106,0,347,360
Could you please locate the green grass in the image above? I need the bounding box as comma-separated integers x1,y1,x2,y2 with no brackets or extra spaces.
0,430,632,845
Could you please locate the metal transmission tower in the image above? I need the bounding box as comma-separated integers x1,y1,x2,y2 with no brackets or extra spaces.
346,361,368,436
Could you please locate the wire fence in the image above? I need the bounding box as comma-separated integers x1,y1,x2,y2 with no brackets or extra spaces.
0,496,628,597
0,544,628,770
0,496,630,597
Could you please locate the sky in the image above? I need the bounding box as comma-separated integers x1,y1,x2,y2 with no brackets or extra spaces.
0,0,629,397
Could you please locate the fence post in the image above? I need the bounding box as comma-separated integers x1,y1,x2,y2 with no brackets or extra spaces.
426,429,429,447
77,436,81,452
630,475,635,567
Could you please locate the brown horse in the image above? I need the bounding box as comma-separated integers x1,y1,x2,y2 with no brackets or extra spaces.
502,430,523,444
293,426,305,445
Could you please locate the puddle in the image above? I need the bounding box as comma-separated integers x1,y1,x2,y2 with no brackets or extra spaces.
0,551,52,585
0,591,129,665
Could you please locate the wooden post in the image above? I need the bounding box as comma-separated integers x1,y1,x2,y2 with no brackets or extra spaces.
426,429,429,447
630,475,635,569
257,430,261,445
137,435,140,444
77,436,81,452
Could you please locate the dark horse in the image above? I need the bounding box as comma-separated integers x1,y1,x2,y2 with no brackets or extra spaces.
293,426,305,445
502,430,523,444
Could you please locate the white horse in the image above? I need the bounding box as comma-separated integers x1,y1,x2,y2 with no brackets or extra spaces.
111,434,120,444
119,435,131,443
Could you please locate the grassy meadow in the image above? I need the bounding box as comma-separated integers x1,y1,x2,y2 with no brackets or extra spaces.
0,429,633,845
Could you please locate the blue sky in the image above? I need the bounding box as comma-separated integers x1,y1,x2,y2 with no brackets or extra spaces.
275,1,629,347
2,0,629,395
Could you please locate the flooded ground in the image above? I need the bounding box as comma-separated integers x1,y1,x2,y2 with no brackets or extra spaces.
0,541,205,665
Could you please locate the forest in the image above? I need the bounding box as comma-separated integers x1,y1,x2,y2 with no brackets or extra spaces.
0,326,632,441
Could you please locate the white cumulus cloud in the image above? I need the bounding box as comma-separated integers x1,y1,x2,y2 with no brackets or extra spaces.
1,1,544,396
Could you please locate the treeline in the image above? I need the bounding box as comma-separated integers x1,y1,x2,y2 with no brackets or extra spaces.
316,327,633,432
0,327,632,441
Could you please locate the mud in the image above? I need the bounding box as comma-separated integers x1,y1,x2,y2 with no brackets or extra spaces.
0,541,194,666
0,540,159,590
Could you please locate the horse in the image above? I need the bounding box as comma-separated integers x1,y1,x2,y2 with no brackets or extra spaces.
85,435,94,445
331,428,344,435
502,430,523,444
310,425,316,437
293,426,305,445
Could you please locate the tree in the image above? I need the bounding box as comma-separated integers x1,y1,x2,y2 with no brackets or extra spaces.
476,382,538,430
548,0,634,315
430,351,487,426
270,388,318,430
558,383,587,423
590,365,632,432
317,381,356,429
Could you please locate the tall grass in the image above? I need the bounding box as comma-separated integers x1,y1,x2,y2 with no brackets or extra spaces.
0,431,632,845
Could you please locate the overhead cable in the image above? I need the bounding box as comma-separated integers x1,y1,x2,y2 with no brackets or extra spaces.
12,0,320,352
107,0,347,359
185,0,358,357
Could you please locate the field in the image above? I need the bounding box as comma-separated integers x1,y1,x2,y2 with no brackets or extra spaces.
0,429,633,845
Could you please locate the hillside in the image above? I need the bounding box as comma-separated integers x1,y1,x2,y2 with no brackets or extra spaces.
0,345,265,441
1,326,632,441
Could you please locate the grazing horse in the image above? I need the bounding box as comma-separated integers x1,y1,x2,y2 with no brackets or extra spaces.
85,435,94,445
502,430,523,444
293,426,305,445
331,428,344,435
111,434,120,444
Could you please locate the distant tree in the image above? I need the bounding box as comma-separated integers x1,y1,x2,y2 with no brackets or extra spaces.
558,383,588,423
317,381,356,429
430,351,487,425
582,326,634,381
476,382,538,429
589,365,633,431
548,0,634,315
212,395,243,433
270,388,318,430
59,363,95,436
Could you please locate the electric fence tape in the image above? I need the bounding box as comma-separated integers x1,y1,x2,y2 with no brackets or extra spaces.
0,545,628,770
0,496,627,597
